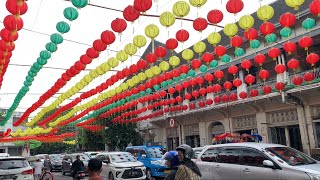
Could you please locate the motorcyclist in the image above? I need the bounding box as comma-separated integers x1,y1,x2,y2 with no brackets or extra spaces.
176,144,202,177
71,155,84,179
162,151,180,180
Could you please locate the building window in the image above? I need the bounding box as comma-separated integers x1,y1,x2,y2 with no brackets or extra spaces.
314,121,320,148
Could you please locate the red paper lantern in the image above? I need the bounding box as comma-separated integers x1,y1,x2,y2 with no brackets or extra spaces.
259,70,270,81
6,0,28,15
86,48,99,59
207,9,223,24
275,82,285,92
137,59,148,69
299,36,313,51
199,88,207,96
214,96,221,103
221,94,229,102
160,90,167,97
189,103,196,109
304,72,315,82
172,69,181,77
175,84,183,92
214,70,224,80
196,76,205,85
180,65,189,74
182,81,190,89
241,59,252,71
1,28,18,42
262,85,272,95
122,68,131,77
100,30,116,45
228,65,239,76
229,93,238,101
202,52,214,64
129,64,139,73
3,15,24,31
204,73,214,83
207,86,214,93
75,61,85,71
279,13,296,27
0,40,15,52
239,91,248,99
93,39,107,52
193,18,208,32
214,45,227,58
176,96,183,103
166,38,178,51
134,0,152,12
206,99,213,105
244,74,256,86
230,35,243,48
268,48,281,60
306,53,319,66
168,87,176,94
155,46,167,59
146,53,157,64
176,29,189,43
223,81,233,91
185,93,192,100
164,72,173,80
244,28,258,41
310,0,320,16
260,22,275,36
192,90,200,98
283,41,297,55
213,84,222,93
111,18,127,34
254,54,266,66
292,76,303,86
275,64,286,74
191,59,202,69
226,0,244,14
198,101,206,108
182,105,188,111
249,89,259,97
287,58,300,70
123,5,140,22
233,78,242,87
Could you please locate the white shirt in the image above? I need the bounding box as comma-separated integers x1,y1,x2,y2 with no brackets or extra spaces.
34,161,44,175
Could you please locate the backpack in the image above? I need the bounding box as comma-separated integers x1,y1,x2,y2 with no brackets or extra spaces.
174,165,200,180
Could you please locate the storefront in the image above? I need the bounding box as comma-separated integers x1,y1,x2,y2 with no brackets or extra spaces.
232,115,257,135
184,124,200,148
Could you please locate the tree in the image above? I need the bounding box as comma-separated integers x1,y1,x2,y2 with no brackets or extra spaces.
80,129,105,151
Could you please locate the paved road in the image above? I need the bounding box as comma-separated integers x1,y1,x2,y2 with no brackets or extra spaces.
52,172,89,180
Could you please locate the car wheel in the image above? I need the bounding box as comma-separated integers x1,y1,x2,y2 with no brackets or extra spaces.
109,172,114,180
62,168,65,175
146,168,152,180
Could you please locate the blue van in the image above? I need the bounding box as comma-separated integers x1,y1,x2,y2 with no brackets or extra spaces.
125,145,168,179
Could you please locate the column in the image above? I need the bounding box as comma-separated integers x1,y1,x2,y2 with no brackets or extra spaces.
297,106,311,155
284,127,291,147
223,118,232,133
199,122,207,146
304,105,316,149
256,112,269,143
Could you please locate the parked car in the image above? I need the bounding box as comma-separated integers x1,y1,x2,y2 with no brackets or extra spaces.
0,156,34,179
125,145,168,179
196,142,320,180
193,147,205,160
0,153,10,157
35,154,49,164
84,151,100,159
96,152,146,180
61,153,90,176
49,154,63,172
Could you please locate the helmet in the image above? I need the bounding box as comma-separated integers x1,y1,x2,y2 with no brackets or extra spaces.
162,151,179,167
176,144,193,159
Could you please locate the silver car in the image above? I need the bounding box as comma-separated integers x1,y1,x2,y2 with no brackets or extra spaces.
196,142,320,180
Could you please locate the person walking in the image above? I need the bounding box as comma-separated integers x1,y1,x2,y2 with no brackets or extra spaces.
87,158,107,180
33,158,44,180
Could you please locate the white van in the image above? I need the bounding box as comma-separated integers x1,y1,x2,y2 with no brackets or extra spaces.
196,143,320,180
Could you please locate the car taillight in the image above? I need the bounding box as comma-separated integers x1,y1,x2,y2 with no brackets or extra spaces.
22,169,33,175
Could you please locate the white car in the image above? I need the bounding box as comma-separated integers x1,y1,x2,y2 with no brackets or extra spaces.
96,152,146,180
0,156,34,180
196,142,320,180
84,151,100,159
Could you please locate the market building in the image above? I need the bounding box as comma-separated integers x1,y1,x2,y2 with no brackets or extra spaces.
137,0,320,158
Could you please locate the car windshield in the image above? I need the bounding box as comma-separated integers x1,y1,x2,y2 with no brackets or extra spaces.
266,147,317,166
0,159,29,170
193,149,203,159
50,155,63,160
72,154,90,161
110,153,137,163
147,147,164,158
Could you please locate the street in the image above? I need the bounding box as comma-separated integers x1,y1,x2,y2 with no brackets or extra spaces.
52,172,88,180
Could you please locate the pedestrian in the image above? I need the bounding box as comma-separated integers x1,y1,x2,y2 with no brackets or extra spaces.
175,144,201,180
71,155,85,180
34,158,44,180
162,151,180,180
87,158,107,180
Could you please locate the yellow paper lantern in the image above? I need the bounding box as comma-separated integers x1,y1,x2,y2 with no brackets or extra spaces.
207,32,221,46
151,66,161,75
120,83,128,91
124,43,137,56
95,66,104,75
189,0,207,7
285,0,305,10
115,87,122,94
145,24,159,39
159,61,170,72
257,5,274,22
132,75,140,84
133,35,147,48
223,23,238,38
193,41,206,55
138,72,146,81
182,49,194,61
107,57,119,68
89,70,99,78
100,62,111,72
238,15,254,30
126,79,135,87
159,11,176,27
169,56,180,67
172,1,190,17
116,50,128,62
110,89,116,96
84,75,92,83
145,69,154,78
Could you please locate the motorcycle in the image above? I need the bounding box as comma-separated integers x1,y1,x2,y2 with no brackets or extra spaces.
74,171,86,180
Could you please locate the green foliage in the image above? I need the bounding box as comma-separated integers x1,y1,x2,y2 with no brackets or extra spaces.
80,130,105,151
31,142,76,155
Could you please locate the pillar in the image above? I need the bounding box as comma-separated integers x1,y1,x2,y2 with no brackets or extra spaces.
256,112,269,143
284,127,291,147
304,105,316,149
297,106,311,155
199,122,207,146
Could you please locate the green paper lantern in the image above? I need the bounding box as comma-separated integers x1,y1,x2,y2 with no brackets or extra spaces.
22,86,29,92
45,42,57,53
146,88,152,94
167,79,173,84
265,33,277,43
302,18,316,30
56,21,70,34
37,57,47,66
26,76,34,82
174,77,180,82
24,81,31,87
180,73,187,79
30,67,39,74
140,91,146,96
33,62,42,71
125,97,130,101
28,71,36,77
64,7,79,21
234,48,245,57
161,81,168,88
221,54,231,63
280,27,292,38
187,69,196,77
210,60,219,68
40,50,51,60
72,0,88,8
199,64,207,72
153,85,160,91
50,33,64,44
250,40,260,49
135,93,141,98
